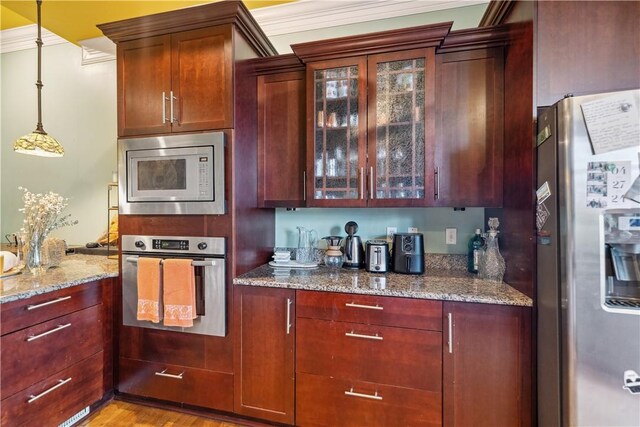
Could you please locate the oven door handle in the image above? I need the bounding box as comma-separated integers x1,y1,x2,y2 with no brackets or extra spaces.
125,256,217,267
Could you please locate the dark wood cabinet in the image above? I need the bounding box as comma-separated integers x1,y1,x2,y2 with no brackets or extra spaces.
117,26,232,137
293,23,451,208
434,47,504,207
295,290,443,427
234,286,295,425
0,281,108,426
255,55,306,208
443,302,532,427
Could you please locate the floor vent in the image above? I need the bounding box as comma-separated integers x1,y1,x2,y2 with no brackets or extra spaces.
606,298,640,309
59,406,89,427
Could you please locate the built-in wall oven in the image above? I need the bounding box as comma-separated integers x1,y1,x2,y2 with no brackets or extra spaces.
121,235,226,337
118,132,225,215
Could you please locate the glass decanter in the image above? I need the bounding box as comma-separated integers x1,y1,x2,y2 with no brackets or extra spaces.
478,218,506,282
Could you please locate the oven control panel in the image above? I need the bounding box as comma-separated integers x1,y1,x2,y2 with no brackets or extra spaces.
153,239,189,251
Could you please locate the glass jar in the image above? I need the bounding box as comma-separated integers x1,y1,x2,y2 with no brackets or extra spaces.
478,231,505,282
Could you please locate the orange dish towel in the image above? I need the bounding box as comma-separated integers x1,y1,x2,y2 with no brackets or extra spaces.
163,259,197,327
137,257,162,323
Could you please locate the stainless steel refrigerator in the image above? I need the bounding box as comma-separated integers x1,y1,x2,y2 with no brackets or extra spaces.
537,89,640,426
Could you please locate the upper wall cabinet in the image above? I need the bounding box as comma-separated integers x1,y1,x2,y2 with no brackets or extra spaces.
98,0,277,138
434,29,506,207
116,26,233,137
255,55,307,208
293,23,451,208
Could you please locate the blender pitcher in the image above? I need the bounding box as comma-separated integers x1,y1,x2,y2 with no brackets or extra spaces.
296,226,318,264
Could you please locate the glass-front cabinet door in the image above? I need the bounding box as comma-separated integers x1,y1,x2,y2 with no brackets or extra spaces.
367,49,435,207
306,58,367,207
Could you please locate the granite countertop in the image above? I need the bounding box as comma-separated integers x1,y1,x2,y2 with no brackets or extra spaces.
0,254,119,304
234,264,532,307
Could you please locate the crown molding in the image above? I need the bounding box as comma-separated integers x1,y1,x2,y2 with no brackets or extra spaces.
79,36,116,65
252,0,488,36
0,24,67,54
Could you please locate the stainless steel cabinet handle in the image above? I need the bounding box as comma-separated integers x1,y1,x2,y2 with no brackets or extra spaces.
28,378,72,403
370,166,374,199
344,388,382,401
360,167,365,199
345,302,383,311
303,170,307,202
345,331,383,341
286,298,293,335
155,369,184,380
448,312,453,354
434,167,440,200
27,296,71,311
170,90,177,123
162,91,168,124
27,323,71,342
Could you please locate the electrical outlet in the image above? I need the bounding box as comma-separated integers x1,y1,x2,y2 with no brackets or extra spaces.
386,227,397,241
408,227,418,233
445,228,457,245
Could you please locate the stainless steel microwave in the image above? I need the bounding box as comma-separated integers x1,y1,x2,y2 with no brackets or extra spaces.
118,132,225,215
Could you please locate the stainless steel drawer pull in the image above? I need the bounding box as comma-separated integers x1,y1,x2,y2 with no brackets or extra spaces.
370,166,374,199
155,369,184,380
27,378,72,403
360,167,365,200
447,312,453,354
345,331,383,341
170,90,176,123
286,298,293,335
27,323,72,342
126,256,216,267
345,302,383,311
27,296,71,311
344,388,382,401
162,91,168,123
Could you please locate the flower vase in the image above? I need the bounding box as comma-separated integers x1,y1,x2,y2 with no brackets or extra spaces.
25,232,47,276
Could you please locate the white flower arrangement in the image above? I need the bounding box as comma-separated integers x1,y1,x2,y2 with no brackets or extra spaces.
19,186,78,241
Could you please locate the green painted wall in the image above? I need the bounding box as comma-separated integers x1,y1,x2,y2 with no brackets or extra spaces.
276,207,485,254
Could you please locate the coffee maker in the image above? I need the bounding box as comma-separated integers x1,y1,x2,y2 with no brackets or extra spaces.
392,233,425,274
342,221,364,269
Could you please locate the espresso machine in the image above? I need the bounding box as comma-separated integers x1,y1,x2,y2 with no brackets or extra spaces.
342,221,364,269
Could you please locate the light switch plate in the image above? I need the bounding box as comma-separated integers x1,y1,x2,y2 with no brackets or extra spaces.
408,227,418,233
445,228,457,245
386,227,397,241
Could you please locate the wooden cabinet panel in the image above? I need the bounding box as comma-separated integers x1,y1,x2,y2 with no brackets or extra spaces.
434,48,504,207
0,280,102,336
234,286,295,424
1,352,103,427
117,26,233,137
119,326,206,368
257,70,306,207
171,26,233,132
297,290,442,331
296,372,442,427
119,357,233,412
118,35,172,137
367,48,436,207
1,304,103,399
297,317,441,392
443,302,532,427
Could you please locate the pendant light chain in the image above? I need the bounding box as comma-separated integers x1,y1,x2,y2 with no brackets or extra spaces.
35,0,44,134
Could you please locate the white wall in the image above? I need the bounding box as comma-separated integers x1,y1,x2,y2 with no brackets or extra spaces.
1,43,116,246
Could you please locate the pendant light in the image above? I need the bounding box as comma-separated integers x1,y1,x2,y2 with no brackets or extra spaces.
13,0,64,157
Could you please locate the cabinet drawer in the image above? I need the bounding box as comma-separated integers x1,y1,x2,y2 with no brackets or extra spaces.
1,304,103,399
1,351,103,427
118,357,233,412
297,372,442,427
297,317,442,392
1,281,102,336
297,290,442,331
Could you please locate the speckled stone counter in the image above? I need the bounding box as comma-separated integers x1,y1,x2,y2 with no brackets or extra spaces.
234,264,532,307
0,254,119,304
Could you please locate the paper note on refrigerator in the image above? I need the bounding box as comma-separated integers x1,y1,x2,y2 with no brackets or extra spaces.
580,93,640,154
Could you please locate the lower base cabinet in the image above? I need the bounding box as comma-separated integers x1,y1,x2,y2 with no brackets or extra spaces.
234,286,295,424
233,287,532,427
443,302,532,427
